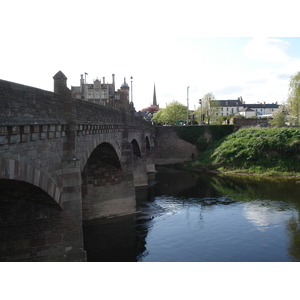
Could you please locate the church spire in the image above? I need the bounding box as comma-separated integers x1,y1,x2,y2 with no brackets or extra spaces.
153,83,157,106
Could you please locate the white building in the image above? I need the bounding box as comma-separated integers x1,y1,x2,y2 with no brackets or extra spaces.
216,98,280,118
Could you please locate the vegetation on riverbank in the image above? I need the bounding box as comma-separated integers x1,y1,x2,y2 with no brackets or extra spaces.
182,127,300,176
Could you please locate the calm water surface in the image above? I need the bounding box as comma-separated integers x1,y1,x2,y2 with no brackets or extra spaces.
83,167,300,262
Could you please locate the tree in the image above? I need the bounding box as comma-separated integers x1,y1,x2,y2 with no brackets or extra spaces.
287,72,300,126
151,109,165,124
202,93,220,124
152,100,187,125
269,105,287,127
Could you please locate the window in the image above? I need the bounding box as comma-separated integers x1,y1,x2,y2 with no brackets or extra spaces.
88,90,94,99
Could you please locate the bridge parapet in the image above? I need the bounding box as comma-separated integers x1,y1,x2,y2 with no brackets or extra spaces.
0,76,154,261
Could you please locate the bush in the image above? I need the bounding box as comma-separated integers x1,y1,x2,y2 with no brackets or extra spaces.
191,127,300,174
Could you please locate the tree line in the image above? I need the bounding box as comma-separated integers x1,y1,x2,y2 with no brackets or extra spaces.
152,71,300,126
152,93,220,125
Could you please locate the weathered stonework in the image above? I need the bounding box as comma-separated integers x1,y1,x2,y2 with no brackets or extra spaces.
153,126,198,165
0,76,153,261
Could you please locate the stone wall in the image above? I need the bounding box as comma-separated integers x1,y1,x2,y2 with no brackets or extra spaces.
233,118,269,128
0,78,153,261
0,179,86,262
0,79,68,125
153,126,198,165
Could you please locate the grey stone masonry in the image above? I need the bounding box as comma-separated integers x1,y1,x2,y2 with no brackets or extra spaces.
0,75,154,261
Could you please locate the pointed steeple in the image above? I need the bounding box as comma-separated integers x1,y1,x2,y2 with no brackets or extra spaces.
153,83,157,106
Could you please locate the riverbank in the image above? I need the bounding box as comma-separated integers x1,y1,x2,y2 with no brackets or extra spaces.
177,127,300,178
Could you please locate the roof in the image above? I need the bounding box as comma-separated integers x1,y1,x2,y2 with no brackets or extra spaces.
53,71,67,80
140,105,159,113
121,77,129,88
217,99,279,108
246,103,279,108
218,100,243,107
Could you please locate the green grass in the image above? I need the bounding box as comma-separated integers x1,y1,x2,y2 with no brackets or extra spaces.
188,127,300,176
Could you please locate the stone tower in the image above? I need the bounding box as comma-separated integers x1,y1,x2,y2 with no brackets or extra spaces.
53,71,71,95
115,78,130,110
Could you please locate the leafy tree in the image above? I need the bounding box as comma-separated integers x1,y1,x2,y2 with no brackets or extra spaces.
202,93,220,124
151,109,165,124
287,72,300,126
193,106,205,124
153,100,187,125
269,105,287,127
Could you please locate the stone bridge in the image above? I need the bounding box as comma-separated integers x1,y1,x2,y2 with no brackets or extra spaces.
0,73,157,261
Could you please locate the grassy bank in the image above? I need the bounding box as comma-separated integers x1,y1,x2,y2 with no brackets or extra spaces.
184,127,300,176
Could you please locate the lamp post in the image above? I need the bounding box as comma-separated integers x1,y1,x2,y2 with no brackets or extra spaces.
130,76,133,103
187,86,190,125
84,72,88,100
199,99,202,125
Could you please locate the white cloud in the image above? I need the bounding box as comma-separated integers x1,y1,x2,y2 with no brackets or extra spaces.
243,38,291,63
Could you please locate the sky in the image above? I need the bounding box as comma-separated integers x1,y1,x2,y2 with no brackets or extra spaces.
1,1,300,113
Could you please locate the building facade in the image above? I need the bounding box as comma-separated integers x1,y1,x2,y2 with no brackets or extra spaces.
71,74,133,111
217,97,280,118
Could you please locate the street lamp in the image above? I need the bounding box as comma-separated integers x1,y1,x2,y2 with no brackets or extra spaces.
130,76,133,103
84,72,88,100
187,86,190,125
199,99,202,125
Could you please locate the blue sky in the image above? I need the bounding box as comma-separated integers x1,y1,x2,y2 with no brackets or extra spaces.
1,1,300,112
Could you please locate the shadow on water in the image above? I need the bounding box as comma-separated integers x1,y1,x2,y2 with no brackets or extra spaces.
83,166,300,262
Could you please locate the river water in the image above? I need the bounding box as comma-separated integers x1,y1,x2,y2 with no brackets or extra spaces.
83,166,300,262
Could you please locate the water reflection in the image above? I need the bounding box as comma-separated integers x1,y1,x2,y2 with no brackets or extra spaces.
83,167,300,262
243,200,292,230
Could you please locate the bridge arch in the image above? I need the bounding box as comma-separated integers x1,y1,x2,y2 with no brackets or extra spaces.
145,136,151,151
131,139,141,158
81,142,135,220
0,178,73,261
78,134,122,173
0,158,62,207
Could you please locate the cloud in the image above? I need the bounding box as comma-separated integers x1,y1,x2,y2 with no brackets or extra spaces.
243,38,291,63
214,85,244,97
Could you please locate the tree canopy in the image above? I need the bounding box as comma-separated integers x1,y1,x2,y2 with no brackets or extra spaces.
269,105,287,127
152,100,187,125
287,71,300,125
202,93,220,124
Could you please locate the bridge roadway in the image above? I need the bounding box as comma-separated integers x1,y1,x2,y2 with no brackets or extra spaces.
0,75,155,261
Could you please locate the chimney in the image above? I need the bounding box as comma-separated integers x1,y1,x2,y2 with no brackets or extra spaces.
80,74,84,93
112,74,115,90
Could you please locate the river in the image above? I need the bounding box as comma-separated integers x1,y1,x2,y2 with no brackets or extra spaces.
83,166,300,262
